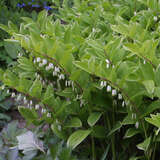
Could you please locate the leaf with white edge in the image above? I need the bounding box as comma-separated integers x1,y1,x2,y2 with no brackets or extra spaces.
87,112,102,127
124,128,141,139
67,130,91,149
65,117,82,128
17,131,44,154
137,137,151,151
145,113,160,128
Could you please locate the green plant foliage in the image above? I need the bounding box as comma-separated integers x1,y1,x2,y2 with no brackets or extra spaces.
2,0,160,159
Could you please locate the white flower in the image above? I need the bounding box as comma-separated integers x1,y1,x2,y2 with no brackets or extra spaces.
112,89,117,96
154,16,158,21
42,108,46,114
122,101,125,107
92,28,96,32
135,121,139,129
68,81,71,86
59,74,65,80
30,100,33,105
58,125,61,131
35,104,40,110
39,63,44,67
36,57,41,62
118,93,122,100
106,63,110,68
107,85,111,92
100,81,104,87
18,53,22,57
42,59,47,65
80,99,84,107
55,67,60,72
7,90,10,94
24,99,27,104
42,81,45,85
1,86,5,90
47,113,51,118
11,92,16,98
105,59,110,64
132,113,134,119
143,60,146,64
49,63,54,68
112,65,115,68
134,11,137,16
56,119,58,124
53,71,57,76
65,80,68,87
103,81,107,87
17,94,22,101
45,66,50,71
33,59,36,64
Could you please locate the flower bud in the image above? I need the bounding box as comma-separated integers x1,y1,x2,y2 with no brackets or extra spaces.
118,93,122,100
35,104,40,110
47,113,51,118
106,63,110,68
11,92,16,98
112,89,117,96
135,121,139,129
105,59,110,64
53,71,57,76
58,125,61,131
36,57,41,62
49,63,54,69
42,59,47,65
55,67,60,72
154,16,158,21
107,85,112,92
122,101,125,107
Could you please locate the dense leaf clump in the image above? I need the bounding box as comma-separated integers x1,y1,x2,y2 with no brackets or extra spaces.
1,0,160,159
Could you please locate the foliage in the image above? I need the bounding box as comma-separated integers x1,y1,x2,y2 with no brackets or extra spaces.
1,0,160,159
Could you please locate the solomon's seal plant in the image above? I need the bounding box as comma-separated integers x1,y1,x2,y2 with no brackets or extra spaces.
1,0,160,159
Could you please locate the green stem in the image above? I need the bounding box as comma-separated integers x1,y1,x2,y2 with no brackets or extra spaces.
106,114,116,160
91,135,96,160
152,135,157,160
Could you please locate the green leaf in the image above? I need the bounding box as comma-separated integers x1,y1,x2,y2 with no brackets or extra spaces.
4,41,21,59
142,80,155,95
18,106,38,122
137,137,151,151
87,112,102,127
29,79,42,99
51,123,66,139
0,113,11,121
67,130,91,149
124,128,141,138
140,100,160,118
145,113,160,128
155,65,160,86
65,117,82,128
